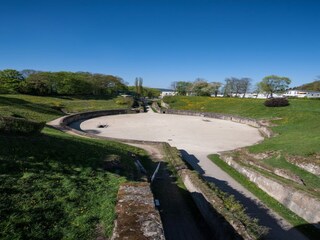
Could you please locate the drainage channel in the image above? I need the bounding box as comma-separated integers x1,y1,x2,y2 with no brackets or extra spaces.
151,162,213,240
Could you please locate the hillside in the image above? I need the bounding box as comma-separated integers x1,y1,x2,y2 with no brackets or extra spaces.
0,94,145,239
164,96,320,157
294,80,320,91
163,96,320,238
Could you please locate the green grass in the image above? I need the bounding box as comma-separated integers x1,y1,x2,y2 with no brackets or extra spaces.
209,154,320,240
165,96,320,237
0,127,146,239
0,94,145,239
164,96,320,157
264,156,320,192
0,94,129,122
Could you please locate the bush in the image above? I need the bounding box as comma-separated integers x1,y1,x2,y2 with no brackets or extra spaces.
115,96,133,106
264,98,289,107
0,116,45,134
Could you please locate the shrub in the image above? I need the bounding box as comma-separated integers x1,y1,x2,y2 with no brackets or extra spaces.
115,96,133,106
0,116,45,134
264,98,289,107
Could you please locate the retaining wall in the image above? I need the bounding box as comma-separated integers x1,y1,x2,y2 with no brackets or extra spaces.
151,102,161,113
60,109,129,126
164,109,273,138
162,144,260,239
180,171,252,240
220,154,320,227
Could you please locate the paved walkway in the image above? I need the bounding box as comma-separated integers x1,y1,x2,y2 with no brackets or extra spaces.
70,110,308,240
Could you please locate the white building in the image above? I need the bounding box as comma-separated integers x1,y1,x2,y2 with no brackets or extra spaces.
159,90,177,98
283,90,320,98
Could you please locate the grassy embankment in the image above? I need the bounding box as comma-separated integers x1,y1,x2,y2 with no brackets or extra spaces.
0,94,146,239
164,96,320,238
164,96,320,167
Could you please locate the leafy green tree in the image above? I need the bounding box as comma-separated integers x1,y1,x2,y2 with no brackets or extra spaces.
0,69,24,93
191,78,211,96
175,81,192,95
259,75,291,97
210,82,222,97
135,77,143,96
239,78,251,98
19,77,51,95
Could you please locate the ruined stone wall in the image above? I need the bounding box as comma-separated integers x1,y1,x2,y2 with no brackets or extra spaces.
60,109,129,126
111,182,165,240
162,143,259,239
151,102,161,113
180,171,251,240
220,154,320,227
165,109,273,138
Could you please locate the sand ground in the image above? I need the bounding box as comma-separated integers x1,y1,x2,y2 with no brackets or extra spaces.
70,110,307,240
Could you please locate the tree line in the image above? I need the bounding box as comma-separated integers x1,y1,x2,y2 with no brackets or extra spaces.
0,69,161,98
171,75,292,98
0,69,128,96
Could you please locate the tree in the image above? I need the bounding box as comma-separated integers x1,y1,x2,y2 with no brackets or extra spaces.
190,78,221,96
239,78,251,98
171,81,177,91
191,78,209,96
223,77,237,96
175,81,192,96
135,77,143,96
20,69,40,78
259,75,291,97
223,77,251,97
0,69,24,93
19,76,51,95
209,82,222,97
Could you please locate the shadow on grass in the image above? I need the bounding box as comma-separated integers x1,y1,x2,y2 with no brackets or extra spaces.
179,149,314,240
0,96,63,118
0,130,141,239
0,130,138,178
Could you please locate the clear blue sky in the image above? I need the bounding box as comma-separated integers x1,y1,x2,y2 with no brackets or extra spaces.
0,0,319,88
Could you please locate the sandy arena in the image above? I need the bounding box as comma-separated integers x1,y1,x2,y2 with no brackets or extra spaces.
76,110,263,154
69,110,308,239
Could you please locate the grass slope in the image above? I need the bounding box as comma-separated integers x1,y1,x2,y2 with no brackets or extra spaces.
209,155,319,240
0,94,143,239
164,96,320,237
164,96,320,156
0,94,128,122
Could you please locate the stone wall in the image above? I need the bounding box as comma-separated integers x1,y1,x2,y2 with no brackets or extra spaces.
164,109,273,138
151,102,161,113
180,171,252,240
162,143,261,239
111,182,165,240
60,109,129,126
220,154,320,227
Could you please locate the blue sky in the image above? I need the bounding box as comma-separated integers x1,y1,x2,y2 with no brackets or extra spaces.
0,0,319,88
